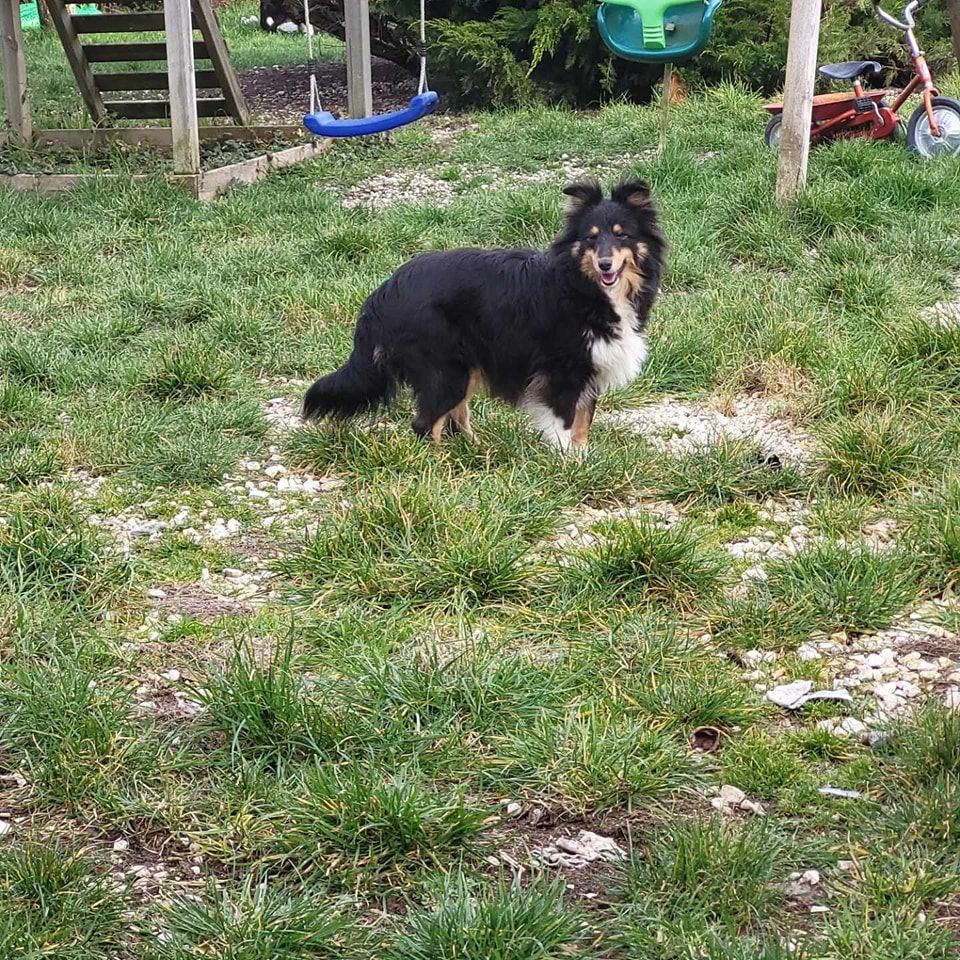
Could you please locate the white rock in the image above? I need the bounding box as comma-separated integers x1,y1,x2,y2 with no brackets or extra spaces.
113,838,129,853
162,669,181,683
711,784,765,816
836,717,867,737
0,820,11,836
797,644,821,662
277,19,299,32
147,588,167,599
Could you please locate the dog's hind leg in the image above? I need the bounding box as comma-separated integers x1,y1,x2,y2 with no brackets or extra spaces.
447,400,477,442
445,371,483,442
410,366,471,446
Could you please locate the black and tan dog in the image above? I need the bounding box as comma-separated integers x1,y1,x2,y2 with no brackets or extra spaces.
303,179,666,452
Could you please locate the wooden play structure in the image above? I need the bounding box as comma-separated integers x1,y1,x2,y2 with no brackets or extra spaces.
0,0,326,198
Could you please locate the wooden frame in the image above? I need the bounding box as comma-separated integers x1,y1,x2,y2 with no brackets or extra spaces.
0,139,328,199
0,0,330,199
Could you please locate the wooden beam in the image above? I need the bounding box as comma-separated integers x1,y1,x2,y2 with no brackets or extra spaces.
71,11,173,32
948,0,960,70
45,0,106,122
197,140,327,200
12,125,306,150
94,69,220,91
343,0,372,118
164,0,201,174
191,0,248,124
83,40,209,62
775,0,822,203
0,171,200,196
0,142,328,200
104,97,229,119
0,0,32,143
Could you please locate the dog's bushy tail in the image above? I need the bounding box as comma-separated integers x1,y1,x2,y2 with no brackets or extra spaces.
302,326,396,421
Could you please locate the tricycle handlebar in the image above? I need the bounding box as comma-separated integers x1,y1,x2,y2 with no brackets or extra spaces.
873,0,925,31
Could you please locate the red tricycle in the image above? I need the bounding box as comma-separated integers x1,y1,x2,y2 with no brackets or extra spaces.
764,0,960,158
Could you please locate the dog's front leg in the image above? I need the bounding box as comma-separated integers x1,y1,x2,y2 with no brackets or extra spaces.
571,395,597,454
522,383,589,453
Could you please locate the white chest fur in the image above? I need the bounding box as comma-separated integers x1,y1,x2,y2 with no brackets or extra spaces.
589,294,649,395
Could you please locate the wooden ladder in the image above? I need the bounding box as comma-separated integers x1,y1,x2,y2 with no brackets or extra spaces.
47,0,249,124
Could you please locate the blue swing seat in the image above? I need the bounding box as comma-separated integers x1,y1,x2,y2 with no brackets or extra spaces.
304,91,439,137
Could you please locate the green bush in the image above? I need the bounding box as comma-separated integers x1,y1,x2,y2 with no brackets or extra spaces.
300,0,955,106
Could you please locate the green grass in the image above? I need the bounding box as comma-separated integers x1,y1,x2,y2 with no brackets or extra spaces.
147,879,360,960
561,516,730,610
0,844,132,959
384,876,588,960
3,22,960,953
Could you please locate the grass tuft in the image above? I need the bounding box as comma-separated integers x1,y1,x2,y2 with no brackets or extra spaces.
617,816,792,934
269,762,488,885
148,878,360,960
385,875,587,960
0,488,130,605
0,657,168,810
763,540,919,635
817,409,931,494
280,475,557,609
563,516,729,610
0,844,130,960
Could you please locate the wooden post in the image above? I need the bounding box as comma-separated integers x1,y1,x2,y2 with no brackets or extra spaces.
0,0,32,142
947,0,960,71
164,0,200,174
775,0,822,203
658,61,672,155
343,0,372,118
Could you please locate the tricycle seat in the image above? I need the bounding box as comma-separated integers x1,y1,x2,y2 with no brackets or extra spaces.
818,60,882,81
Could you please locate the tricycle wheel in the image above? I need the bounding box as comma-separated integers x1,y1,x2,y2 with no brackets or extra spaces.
907,97,960,158
764,115,783,151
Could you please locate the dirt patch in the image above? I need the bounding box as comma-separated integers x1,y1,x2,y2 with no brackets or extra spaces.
153,583,254,623
240,58,425,125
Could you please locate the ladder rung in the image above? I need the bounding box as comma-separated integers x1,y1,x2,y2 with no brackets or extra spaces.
94,70,221,92
70,12,188,33
83,41,210,62
104,98,230,119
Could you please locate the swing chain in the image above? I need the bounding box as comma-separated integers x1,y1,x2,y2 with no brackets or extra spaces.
303,0,321,113
304,0,430,113
417,0,428,94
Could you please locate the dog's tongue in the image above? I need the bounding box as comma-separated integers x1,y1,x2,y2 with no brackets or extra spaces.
601,271,618,286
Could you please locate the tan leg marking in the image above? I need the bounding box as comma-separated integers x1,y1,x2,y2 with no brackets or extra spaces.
430,415,447,445
571,401,596,450
449,400,477,443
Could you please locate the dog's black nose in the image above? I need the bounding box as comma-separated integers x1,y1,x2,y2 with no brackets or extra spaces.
597,258,613,272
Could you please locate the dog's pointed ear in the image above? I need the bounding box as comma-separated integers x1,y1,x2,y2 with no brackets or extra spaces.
563,181,602,215
611,179,651,209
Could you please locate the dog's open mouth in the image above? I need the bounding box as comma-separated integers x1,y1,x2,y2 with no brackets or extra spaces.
600,268,622,287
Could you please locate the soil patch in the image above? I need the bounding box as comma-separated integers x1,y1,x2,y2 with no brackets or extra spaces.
240,58,426,125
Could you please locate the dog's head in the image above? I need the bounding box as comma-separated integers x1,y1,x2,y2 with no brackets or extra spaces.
552,180,658,295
